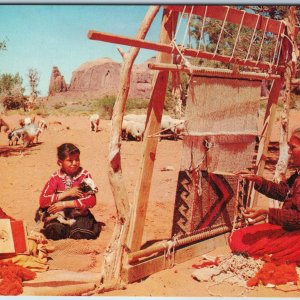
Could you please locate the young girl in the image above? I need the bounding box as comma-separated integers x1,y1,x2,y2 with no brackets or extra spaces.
39,143,100,240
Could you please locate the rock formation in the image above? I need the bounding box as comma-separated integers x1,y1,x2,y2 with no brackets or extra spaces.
48,66,68,96
51,57,155,100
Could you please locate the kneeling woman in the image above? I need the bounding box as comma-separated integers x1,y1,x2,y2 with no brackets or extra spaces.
38,143,100,240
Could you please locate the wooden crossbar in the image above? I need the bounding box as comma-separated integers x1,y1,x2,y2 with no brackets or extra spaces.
88,30,285,72
148,62,281,80
164,5,284,35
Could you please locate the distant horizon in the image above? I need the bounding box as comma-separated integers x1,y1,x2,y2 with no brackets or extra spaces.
0,5,164,97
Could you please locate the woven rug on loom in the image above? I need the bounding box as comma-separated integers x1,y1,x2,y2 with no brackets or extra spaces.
172,76,261,237
229,223,300,265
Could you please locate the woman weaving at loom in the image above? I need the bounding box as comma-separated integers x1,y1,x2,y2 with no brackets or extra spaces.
229,127,300,264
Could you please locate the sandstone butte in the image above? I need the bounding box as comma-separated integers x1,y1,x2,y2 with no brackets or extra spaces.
48,57,155,100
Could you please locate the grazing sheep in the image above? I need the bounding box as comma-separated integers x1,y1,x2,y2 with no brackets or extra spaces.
19,116,35,127
0,118,10,133
22,123,42,147
38,119,47,130
89,114,100,132
122,120,144,141
160,116,185,140
8,127,25,146
124,114,147,124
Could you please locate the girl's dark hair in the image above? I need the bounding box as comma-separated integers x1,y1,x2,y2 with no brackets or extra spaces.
57,143,80,160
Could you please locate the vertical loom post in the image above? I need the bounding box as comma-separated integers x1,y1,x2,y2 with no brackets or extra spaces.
126,9,177,252
250,77,283,208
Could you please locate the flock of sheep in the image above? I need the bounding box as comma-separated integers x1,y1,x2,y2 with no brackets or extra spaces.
0,112,185,148
89,113,186,141
0,116,47,147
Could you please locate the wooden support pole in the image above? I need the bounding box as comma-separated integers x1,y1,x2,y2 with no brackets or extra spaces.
98,6,161,291
88,30,284,72
148,62,281,80
249,67,285,207
126,9,177,252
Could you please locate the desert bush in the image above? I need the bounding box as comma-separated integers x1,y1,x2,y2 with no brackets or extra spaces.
3,95,28,110
54,101,66,109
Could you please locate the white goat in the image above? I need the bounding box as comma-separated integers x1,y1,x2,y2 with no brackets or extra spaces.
89,114,100,132
22,124,42,147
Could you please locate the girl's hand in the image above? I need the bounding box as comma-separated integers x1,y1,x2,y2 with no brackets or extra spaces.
47,202,66,214
61,187,83,200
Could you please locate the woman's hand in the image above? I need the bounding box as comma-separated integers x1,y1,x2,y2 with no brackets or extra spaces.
235,172,263,186
242,207,268,224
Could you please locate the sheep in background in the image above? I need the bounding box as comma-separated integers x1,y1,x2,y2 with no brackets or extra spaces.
122,120,144,141
19,116,35,127
8,127,25,146
0,118,10,133
160,116,186,141
38,119,47,130
22,123,42,147
124,114,146,124
89,114,100,132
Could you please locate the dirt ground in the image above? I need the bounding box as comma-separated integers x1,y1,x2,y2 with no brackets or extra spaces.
1,111,300,297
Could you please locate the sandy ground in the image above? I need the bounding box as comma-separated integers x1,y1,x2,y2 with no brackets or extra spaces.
1,111,300,297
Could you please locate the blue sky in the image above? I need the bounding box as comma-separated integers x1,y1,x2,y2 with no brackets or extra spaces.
0,5,163,96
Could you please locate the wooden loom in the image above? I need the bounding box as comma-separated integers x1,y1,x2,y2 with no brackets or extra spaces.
88,5,297,286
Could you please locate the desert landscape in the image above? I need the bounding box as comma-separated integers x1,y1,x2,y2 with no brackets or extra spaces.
0,108,300,297
2,3,300,298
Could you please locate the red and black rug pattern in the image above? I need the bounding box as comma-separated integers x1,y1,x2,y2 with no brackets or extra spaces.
172,170,247,237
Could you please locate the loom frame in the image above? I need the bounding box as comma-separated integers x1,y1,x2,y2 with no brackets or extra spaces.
88,5,296,284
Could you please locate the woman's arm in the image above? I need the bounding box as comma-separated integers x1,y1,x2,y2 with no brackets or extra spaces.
238,173,289,201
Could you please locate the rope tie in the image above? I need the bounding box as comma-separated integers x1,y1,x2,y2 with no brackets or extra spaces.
271,21,283,66
245,13,260,62
182,6,194,48
213,6,230,58
174,5,186,42
197,5,208,54
255,18,270,66
229,10,246,62
229,176,246,244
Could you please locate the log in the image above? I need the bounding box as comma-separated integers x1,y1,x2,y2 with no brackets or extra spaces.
88,30,284,72
128,225,231,263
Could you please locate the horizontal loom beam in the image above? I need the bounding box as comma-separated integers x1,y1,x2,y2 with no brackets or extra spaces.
148,62,281,80
88,30,284,72
164,5,284,35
